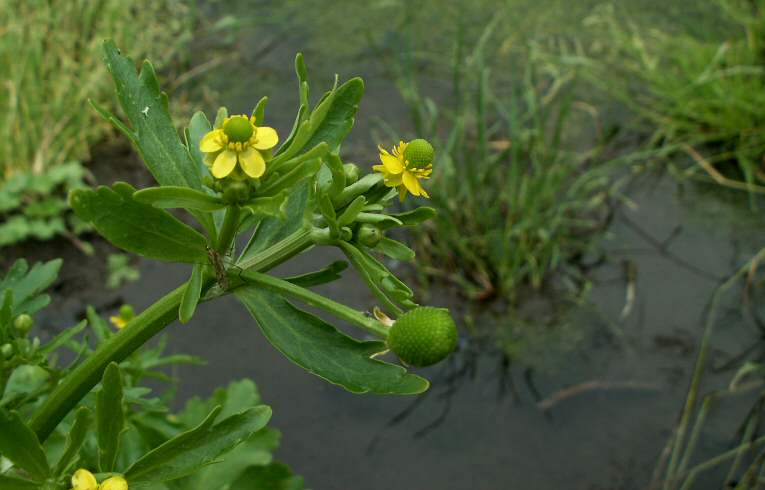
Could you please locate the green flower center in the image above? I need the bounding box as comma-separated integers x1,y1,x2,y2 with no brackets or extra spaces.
387,307,457,367
403,139,434,169
223,116,254,143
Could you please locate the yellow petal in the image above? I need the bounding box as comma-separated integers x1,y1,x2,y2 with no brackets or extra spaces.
253,126,279,150
99,476,128,490
200,130,223,153
212,150,237,178
238,147,266,178
385,173,403,187
403,171,423,197
380,153,404,174
72,469,98,490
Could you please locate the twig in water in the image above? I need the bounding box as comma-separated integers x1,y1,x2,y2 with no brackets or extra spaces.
536,380,660,412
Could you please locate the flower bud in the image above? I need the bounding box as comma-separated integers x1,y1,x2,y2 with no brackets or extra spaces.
13,314,33,334
387,307,457,367
403,139,434,169
71,469,98,490
356,224,382,248
99,476,128,490
343,163,360,185
1,343,13,359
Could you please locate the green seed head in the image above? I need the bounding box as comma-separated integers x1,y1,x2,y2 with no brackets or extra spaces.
343,163,360,185
222,180,251,203
387,307,457,367
403,139,434,169
356,223,383,248
119,305,135,321
223,116,254,143
13,314,33,334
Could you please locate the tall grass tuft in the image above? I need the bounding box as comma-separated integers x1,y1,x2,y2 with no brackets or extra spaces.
0,0,192,180
570,1,765,193
381,29,625,302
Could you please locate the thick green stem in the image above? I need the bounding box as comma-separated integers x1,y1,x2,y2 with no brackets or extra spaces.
240,270,389,338
30,284,187,442
216,205,241,253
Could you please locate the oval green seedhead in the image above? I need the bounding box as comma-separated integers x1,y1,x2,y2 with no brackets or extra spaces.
356,223,382,247
403,138,434,169
223,115,254,142
387,307,457,367
13,313,34,334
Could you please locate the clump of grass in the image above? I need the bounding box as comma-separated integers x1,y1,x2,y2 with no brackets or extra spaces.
572,1,765,192
0,0,193,250
0,0,192,180
381,29,624,302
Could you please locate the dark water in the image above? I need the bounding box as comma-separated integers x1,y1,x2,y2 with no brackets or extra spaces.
31,3,765,488
71,171,757,490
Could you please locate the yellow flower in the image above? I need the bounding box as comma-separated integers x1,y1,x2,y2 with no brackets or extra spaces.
373,140,433,201
71,469,98,490
200,115,278,179
99,476,128,490
109,305,134,330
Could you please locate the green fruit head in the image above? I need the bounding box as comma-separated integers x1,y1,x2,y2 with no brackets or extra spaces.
403,139,434,169
387,307,457,367
222,180,251,203
223,115,254,142
13,314,33,334
1,343,13,359
119,304,135,321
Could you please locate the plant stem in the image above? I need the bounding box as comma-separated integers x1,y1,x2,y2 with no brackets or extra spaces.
240,270,389,338
29,284,187,442
216,205,241,253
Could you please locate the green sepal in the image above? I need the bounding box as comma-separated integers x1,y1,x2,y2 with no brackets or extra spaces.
252,96,268,124
383,207,437,229
133,186,226,212
0,409,50,480
179,264,204,324
337,196,366,226
354,212,403,227
97,363,124,472
285,261,348,287
124,404,272,483
242,192,289,219
374,237,415,261
69,182,209,263
235,287,429,395
332,173,383,208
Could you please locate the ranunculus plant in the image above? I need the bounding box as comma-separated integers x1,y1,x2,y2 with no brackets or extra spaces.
0,41,456,489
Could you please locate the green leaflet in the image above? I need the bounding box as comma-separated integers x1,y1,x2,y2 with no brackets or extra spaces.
230,463,304,490
0,409,49,480
101,41,201,190
54,406,92,476
179,264,204,324
0,258,61,317
125,405,272,484
69,182,208,264
97,363,124,472
0,475,41,490
234,286,429,395
133,186,226,212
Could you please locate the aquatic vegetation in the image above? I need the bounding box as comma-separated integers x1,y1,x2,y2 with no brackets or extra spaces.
0,0,192,250
0,43,455,488
384,30,622,301
572,1,765,194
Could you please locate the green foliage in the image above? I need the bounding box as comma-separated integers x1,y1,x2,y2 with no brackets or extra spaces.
574,2,765,192
0,0,193,252
0,162,88,248
383,31,620,300
106,254,140,290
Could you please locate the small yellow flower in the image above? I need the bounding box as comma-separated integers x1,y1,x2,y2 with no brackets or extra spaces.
200,115,278,179
373,140,433,201
109,305,135,330
99,476,128,490
71,469,98,490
